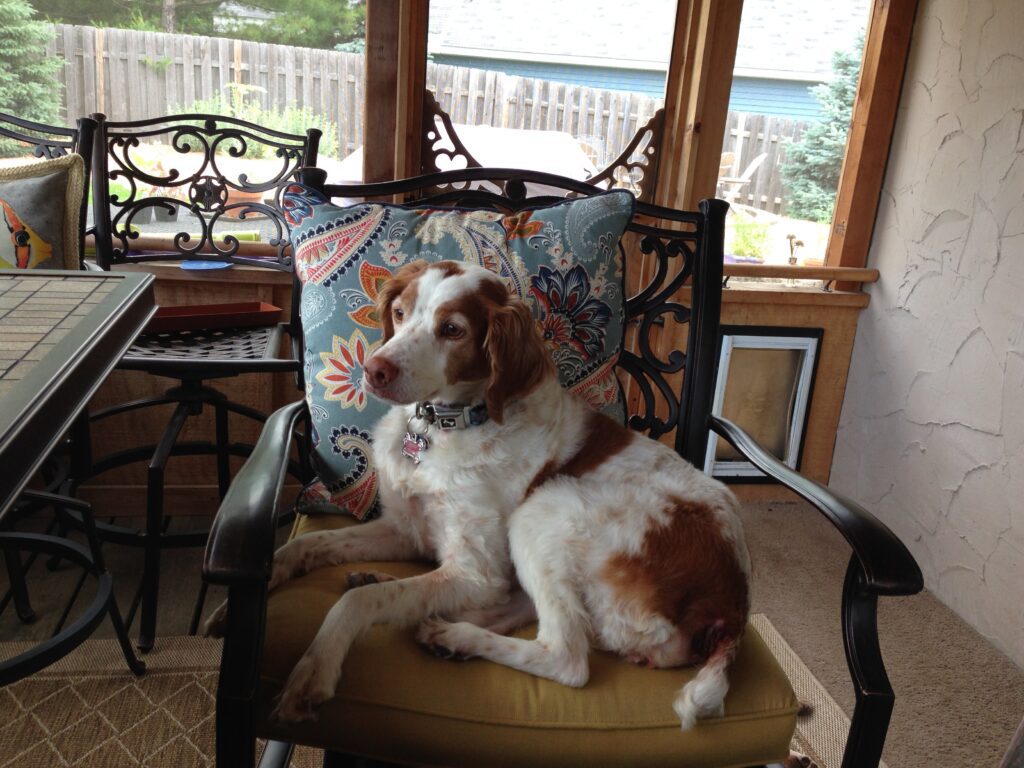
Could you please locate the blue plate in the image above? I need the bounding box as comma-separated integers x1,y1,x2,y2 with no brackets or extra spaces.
181,260,234,271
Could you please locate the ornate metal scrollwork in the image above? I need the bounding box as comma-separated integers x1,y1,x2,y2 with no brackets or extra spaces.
586,110,665,203
189,176,228,211
420,90,483,178
94,115,320,270
0,115,77,160
418,94,665,203
618,226,701,441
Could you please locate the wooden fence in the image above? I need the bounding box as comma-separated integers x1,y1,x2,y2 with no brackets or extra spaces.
425,64,664,173
719,111,809,214
48,24,366,159
47,24,810,212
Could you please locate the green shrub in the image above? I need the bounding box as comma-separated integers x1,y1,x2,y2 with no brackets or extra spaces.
179,83,340,159
0,0,62,157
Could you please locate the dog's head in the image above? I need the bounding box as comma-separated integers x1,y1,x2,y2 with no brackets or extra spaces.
363,260,552,422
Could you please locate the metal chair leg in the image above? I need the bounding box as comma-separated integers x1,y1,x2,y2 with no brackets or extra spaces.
139,462,164,653
44,520,68,572
215,400,231,500
2,545,37,624
16,490,145,677
138,402,190,652
76,496,145,676
188,580,209,636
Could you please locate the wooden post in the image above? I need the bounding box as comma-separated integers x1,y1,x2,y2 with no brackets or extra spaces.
826,0,919,280
363,0,400,183
363,0,428,183
95,27,106,115
395,0,429,179
656,0,744,211
233,39,242,85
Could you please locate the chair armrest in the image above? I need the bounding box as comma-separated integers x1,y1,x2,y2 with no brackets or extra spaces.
202,400,307,585
708,415,923,597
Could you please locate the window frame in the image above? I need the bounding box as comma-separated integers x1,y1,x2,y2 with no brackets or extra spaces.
366,0,919,275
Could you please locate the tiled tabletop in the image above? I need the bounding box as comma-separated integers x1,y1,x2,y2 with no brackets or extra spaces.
0,270,155,516
0,274,118,397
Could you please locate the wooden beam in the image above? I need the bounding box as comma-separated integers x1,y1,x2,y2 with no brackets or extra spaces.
656,0,743,210
826,0,919,274
363,0,401,183
395,0,429,179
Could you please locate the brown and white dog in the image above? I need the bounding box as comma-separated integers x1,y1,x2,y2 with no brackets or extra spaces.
238,260,751,727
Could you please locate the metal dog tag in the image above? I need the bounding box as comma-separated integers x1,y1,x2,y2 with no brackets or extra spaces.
402,432,429,464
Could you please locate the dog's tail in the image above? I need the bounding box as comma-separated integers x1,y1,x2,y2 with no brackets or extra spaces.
673,624,740,731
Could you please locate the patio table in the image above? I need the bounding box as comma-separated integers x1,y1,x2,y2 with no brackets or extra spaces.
0,269,155,683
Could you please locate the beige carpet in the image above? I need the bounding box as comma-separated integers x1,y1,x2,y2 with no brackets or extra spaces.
0,617,847,768
737,500,1024,767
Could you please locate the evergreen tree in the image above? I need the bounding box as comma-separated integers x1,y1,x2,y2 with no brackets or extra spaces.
0,0,62,141
781,34,864,223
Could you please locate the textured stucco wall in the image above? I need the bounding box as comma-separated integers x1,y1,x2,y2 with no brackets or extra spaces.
831,0,1024,668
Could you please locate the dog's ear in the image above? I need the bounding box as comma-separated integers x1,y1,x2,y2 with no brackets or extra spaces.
484,299,552,424
377,259,428,342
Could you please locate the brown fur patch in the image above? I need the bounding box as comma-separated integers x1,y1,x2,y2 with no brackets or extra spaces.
484,300,554,423
437,289,500,386
429,261,465,278
559,410,635,478
522,410,634,502
377,260,428,342
524,460,560,499
601,499,748,662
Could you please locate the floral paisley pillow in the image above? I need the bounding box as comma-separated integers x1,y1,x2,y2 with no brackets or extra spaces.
283,182,635,519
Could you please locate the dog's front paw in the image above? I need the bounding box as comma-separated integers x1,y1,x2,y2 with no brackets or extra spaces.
203,600,228,638
270,654,338,723
416,619,476,661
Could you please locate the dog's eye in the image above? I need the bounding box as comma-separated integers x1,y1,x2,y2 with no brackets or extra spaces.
393,307,404,323
440,322,464,340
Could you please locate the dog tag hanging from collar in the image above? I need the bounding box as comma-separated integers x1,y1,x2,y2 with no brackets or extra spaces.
402,432,429,464
403,409,431,464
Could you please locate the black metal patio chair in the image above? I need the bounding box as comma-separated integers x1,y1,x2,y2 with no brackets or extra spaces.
80,113,321,651
0,112,96,268
202,167,923,768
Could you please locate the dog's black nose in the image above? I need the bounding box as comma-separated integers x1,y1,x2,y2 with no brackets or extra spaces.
365,355,399,388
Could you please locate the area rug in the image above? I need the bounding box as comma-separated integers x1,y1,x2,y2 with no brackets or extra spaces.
0,615,872,768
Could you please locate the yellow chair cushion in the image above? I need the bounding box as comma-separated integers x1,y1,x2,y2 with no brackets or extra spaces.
257,514,798,768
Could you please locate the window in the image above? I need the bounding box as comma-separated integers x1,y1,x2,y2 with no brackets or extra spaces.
717,0,871,269
422,0,677,195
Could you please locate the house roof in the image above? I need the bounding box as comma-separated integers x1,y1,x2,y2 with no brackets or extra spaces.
428,0,870,82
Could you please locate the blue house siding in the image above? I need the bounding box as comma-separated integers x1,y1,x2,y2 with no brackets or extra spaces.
431,55,668,98
728,78,821,120
432,56,823,122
